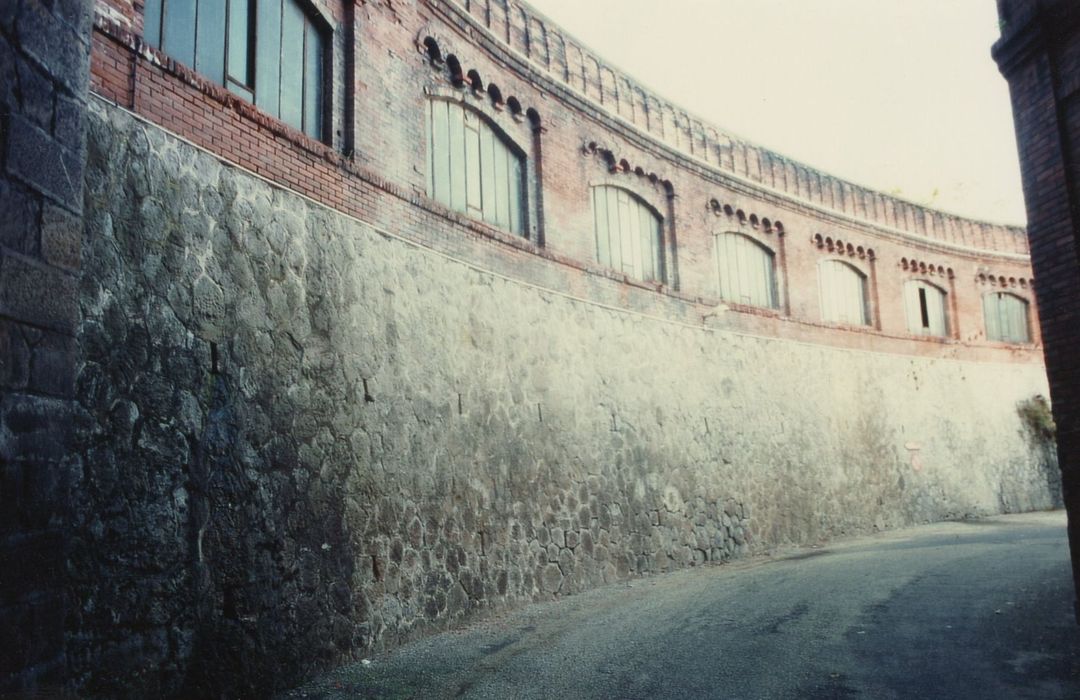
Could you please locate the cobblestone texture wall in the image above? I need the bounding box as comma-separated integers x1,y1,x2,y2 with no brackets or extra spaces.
0,0,91,693
73,101,1060,696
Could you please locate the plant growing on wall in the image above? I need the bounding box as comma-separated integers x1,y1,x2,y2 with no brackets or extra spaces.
1018,394,1056,442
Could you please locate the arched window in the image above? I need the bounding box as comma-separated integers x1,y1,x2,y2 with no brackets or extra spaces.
144,0,328,140
714,232,777,309
984,292,1030,343
818,260,869,325
427,99,525,235
904,280,948,336
591,186,663,283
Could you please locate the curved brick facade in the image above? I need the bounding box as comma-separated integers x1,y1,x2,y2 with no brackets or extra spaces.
89,0,1041,353
0,0,1059,696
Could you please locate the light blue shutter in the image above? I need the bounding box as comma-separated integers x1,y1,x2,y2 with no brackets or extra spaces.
279,0,306,131
195,0,227,82
820,260,867,325
715,233,776,308
479,128,497,227
464,111,483,216
925,285,947,336
303,19,323,139
162,0,197,67
984,294,1002,341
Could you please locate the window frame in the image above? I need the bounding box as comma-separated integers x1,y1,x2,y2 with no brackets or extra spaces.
903,279,949,337
713,231,779,310
142,0,333,143
589,183,666,284
817,258,871,327
424,96,530,236
982,291,1031,344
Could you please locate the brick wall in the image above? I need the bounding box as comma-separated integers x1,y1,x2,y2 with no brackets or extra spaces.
0,0,92,693
994,0,1080,617
87,0,1044,362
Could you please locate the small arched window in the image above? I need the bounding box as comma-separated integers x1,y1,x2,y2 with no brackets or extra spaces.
144,0,328,140
591,186,663,283
714,232,777,309
904,280,948,337
983,292,1030,343
819,260,869,326
427,99,525,235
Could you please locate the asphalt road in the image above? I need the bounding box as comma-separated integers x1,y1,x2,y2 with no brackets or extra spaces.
283,511,1080,699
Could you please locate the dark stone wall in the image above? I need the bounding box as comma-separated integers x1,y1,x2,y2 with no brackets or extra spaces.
0,0,91,693
994,0,1080,617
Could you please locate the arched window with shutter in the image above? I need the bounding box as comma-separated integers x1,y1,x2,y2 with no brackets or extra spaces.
818,259,869,326
983,292,1030,343
714,232,777,309
426,99,526,235
904,280,948,336
591,185,664,283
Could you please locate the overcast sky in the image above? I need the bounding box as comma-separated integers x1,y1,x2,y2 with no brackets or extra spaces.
525,0,1025,226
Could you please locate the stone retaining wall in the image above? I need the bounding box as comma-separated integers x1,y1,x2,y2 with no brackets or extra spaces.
71,101,1060,696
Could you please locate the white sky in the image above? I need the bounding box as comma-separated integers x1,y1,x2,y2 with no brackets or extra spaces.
525,0,1025,226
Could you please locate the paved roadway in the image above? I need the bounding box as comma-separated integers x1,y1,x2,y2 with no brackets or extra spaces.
284,511,1080,699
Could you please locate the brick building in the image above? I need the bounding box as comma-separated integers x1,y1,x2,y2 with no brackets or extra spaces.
994,0,1080,618
0,0,1062,695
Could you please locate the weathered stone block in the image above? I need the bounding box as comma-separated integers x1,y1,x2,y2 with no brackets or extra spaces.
15,55,54,132
5,115,82,212
28,329,75,398
40,203,80,271
0,393,70,463
539,563,562,593
0,320,31,390
0,1,18,33
0,179,41,257
51,0,94,49
15,2,89,97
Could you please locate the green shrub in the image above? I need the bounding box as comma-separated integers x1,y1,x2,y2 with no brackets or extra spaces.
1018,394,1056,441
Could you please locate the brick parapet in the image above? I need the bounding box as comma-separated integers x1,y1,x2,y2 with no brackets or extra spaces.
446,0,1030,255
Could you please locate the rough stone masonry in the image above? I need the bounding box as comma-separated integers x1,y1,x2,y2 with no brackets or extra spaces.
0,0,1065,697
66,101,1059,696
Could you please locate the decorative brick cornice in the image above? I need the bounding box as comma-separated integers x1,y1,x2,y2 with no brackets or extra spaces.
441,0,1031,257
582,141,674,197
812,233,875,262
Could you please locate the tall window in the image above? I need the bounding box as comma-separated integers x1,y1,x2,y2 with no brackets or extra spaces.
144,0,327,140
714,232,777,308
904,280,947,336
591,186,663,283
427,100,525,235
984,292,1030,343
818,260,869,325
